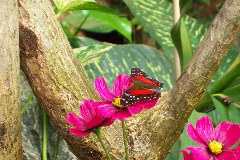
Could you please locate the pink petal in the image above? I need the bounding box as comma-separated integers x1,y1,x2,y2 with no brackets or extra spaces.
112,109,132,120
85,113,104,129
195,116,215,144
98,103,116,118
101,117,115,127
215,121,240,149
186,146,212,160
69,129,92,137
214,150,236,160
180,150,194,160
142,98,158,109
112,74,131,97
94,77,115,101
66,112,86,131
80,100,96,122
127,103,144,114
187,124,206,145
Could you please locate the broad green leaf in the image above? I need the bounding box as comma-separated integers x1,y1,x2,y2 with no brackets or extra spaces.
63,10,131,41
228,103,240,124
210,54,240,94
211,96,229,121
207,110,221,126
195,91,213,112
221,84,240,101
195,49,239,112
69,37,103,48
124,0,207,56
74,45,112,65
171,17,193,69
88,11,132,41
180,0,192,15
211,48,239,84
64,10,115,34
165,140,181,160
57,1,122,16
54,0,94,12
72,37,174,90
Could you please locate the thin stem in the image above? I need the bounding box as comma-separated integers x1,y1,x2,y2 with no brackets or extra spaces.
94,128,111,160
21,92,34,114
122,120,129,160
53,134,60,160
42,110,48,160
172,0,181,81
73,14,90,37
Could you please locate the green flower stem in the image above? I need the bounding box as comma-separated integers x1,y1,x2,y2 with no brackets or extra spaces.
42,110,48,160
21,92,34,114
94,128,111,160
122,120,129,160
212,93,227,97
53,134,60,160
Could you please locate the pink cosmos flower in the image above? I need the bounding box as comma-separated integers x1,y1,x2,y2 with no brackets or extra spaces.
180,150,194,160
94,74,159,120
66,100,114,137
181,116,240,160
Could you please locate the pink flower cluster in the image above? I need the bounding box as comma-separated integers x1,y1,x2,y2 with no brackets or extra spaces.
181,116,240,160
66,74,159,137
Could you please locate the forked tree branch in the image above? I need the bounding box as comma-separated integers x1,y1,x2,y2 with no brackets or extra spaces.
19,0,240,159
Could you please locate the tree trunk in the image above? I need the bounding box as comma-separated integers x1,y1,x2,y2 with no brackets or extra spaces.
19,0,240,159
0,0,22,159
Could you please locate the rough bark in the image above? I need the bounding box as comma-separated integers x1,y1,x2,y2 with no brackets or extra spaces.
18,0,240,159
0,0,22,159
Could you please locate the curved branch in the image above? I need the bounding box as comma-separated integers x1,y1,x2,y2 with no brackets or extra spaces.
19,0,240,159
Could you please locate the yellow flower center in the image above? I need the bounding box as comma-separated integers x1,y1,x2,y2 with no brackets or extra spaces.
208,141,223,155
112,97,123,108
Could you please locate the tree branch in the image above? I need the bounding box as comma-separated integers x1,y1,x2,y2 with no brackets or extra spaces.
18,0,240,159
0,0,22,159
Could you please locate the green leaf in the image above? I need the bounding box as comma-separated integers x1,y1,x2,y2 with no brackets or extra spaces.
88,11,132,41
211,48,239,84
69,37,103,48
180,0,192,15
57,1,122,16
171,17,193,69
74,45,112,65
228,103,240,124
124,0,207,56
210,54,240,94
166,139,181,160
221,84,240,101
64,10,115,34
73,37,174,90
211,96,229,121
195,91,213,112
63,10,132,41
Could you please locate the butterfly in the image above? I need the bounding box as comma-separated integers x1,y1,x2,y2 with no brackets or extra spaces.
120,68,163,106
